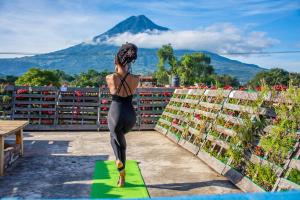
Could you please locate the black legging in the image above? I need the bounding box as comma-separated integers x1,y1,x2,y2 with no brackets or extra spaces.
108,99,136,170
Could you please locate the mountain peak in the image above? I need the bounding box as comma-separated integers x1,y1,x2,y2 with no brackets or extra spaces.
93,15,169,42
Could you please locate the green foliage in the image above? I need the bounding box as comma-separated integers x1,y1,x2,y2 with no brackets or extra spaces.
154,44,177,85
2,95,10,103
289,73,300,86
227,136,244,169
52,69,75,83
0,75,18,84
259,84,299,166
210,74,240,87
153,67,169,85
15,68,60,86
157,44,177,74
234,113,266,147
176,53,214,86
287,168,300,185
246,162,277,191
249,68,292,87
154,44,240,87
71,69,110,87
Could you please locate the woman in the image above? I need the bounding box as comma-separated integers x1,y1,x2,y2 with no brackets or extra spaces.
105,43,140,187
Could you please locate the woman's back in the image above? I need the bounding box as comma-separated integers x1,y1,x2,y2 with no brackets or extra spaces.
106,72,140,97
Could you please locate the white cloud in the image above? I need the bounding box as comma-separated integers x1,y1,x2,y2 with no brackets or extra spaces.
0,0,125,57
226,53,300,73
101,23,278,54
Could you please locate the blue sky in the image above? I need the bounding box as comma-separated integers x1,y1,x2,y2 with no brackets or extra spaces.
0,0,299,72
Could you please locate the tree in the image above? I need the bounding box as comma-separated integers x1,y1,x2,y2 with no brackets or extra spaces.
176,53,214,86
71,69,111,87
157,44,177,74
210,74,240,87
0,75,18,84
248,68,292,87
52,69,75,83
154,44,177,85
15,68,60,86
289,72,300,86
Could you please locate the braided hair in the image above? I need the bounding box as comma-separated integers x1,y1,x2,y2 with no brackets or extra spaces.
115,43,138,72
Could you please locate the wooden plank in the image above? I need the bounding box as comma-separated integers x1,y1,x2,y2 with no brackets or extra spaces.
204,89,230,97
139,103,168,107
14,86,57,91
136,87,175,92
15,129,23,156
0,120,28,136
59,96,98,101
24,124,98,131
58,115,98,120
194,109,217,119
198,102,222,110
214,125,237,137
57,107,98,112
15,94,57,98
274,178,300,191
13,114,56,119
14,107,56,112
57,102,98,106
289,159,300,171
228,90,258,100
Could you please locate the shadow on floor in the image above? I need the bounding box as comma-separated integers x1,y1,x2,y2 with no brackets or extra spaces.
0,139,109,198
147,180,237,191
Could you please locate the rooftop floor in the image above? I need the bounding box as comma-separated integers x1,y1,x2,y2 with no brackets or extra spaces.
0,131,241,198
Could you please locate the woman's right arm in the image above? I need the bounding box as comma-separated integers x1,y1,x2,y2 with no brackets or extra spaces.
105,74,114,93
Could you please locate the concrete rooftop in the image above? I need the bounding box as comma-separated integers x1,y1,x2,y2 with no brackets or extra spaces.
0,131,241,198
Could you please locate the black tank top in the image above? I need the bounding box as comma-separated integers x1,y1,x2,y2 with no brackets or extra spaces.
111,72,133,102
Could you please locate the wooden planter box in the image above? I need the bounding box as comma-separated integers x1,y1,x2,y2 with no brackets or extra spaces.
248,154,283,176
154,125,168,135
214,125,236,137
197,150,226,174
178,138,200,154
272,178,300,191
221,165,266,193
166,132,180,144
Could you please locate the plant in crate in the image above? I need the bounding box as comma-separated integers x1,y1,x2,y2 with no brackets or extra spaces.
259,84,299,166
287,168,300,185
227,136,244,171
245,162,277,191
2,95,11,104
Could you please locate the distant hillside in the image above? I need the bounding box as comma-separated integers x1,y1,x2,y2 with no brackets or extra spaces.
0,15,266,83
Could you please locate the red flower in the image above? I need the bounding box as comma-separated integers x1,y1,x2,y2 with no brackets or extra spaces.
223,85,233,90
255,86,262,91
254,146,265,157
195,114,201,120
239,86,246,91
17,89,28,94
273,84,287,91
210,85,217,90
101,107,108,111
101,100,108,104
75,90,83,97
172,119,178,125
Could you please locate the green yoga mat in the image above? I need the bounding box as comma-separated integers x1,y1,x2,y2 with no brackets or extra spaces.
90,160,149,199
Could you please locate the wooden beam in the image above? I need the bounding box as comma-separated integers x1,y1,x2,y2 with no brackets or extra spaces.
16,129,23,156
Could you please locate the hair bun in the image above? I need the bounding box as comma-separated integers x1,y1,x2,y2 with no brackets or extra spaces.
116,43,138,67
